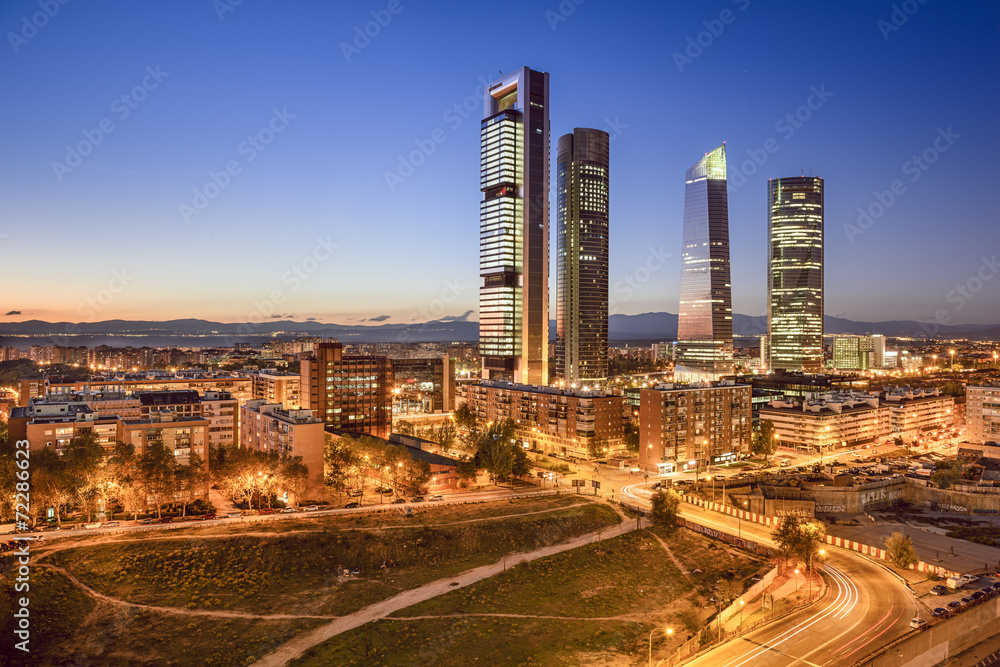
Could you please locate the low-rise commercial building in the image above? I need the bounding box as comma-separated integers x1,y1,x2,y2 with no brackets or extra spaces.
760,392,888,452
883,387,954,439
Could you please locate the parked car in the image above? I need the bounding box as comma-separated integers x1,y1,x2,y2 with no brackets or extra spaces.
411,496,425,503
971,591,985,602
429,495,444,501
280,507,297,513
930,585,948,595
932,607,949,618
258,508,274,515
961,597,974,607
344,502,361,509
101,521,120,528
83,523,102,529
381,488,393,494
962,574,980,584
947,600,963,609
909,617,927,629
200,514,216,521
225,512,242,519
139,518,156,525
391,498,406,504
157,517,173,524
303,505,319,512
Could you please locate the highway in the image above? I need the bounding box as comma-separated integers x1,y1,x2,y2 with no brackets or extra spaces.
621,482,918,666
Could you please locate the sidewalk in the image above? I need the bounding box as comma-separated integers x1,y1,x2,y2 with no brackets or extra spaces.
723,568,820,632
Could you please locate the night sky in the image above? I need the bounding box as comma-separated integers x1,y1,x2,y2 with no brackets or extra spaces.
2,0,998,327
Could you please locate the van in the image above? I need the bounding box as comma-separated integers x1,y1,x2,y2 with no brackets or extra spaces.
946,576,965,590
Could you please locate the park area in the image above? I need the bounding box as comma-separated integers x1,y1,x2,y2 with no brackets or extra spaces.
1,495,767,666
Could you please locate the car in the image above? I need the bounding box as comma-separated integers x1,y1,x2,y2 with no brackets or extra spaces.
158,517,174,524
41,524,62,532
344,502,361,509
258,508,275,515
909,617,927,629
947,600,963,609
381,488,393,494
411,496,425,503
429,495,444,501
961,596,974,607
932,607,948,618
303,505,319,512
971,591,985,601
280,507,297,513
991,582,1000,592
930,585,948,595
391,498,406,504
100,521,120,528
83,522,102,529
139,518,156,525
962,574,980,584
226,512,242,519
651,482,663,490
200,514,216,521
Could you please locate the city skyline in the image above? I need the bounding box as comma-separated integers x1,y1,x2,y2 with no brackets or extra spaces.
1,1,998,327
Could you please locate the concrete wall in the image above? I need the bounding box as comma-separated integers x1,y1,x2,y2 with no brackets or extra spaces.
902,481,1000,514
861,596,1000,666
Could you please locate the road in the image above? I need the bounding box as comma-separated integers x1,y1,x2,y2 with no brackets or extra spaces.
621,481,918,666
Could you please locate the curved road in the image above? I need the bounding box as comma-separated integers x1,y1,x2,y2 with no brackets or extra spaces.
621,482,917,666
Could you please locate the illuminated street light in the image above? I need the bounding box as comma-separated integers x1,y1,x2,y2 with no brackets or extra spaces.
648,626,673,667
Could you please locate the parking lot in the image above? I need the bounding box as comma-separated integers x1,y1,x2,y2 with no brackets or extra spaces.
920,574,1000,621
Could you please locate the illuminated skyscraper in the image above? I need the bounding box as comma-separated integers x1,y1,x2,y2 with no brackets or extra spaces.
675,144,733,380
479,66,549,385
767,177,825,372
555,128,610,384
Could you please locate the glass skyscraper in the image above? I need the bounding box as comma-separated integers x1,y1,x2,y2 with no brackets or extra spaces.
479,67,549,385
675,144,733,381
555,128,610,384
767,176,824,373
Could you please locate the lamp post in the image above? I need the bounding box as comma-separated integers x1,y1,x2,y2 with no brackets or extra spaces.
949,349,956,370
648,626,673,667
809,549,825,599
794,568,800,594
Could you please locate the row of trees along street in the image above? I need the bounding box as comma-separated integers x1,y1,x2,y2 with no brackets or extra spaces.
0,422,311,526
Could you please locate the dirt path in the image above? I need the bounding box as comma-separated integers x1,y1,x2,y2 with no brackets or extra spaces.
252,515,644,667
31,500,598,559
385,612,649,622
37,563,340,621
646,528,692,580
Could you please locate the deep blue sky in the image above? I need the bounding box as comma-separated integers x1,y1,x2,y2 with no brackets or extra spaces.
1,0,998,327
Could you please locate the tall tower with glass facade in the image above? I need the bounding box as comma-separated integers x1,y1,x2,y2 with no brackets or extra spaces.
479,67,549,385
675,144,733,381
767,176,824,373
555,128,610,384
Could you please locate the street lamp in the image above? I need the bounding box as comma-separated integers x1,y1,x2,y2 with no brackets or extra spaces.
809,549,825,599
648,626,673,667
949,349,956,370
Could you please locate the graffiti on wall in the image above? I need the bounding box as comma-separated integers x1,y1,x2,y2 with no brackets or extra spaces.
860,486,903,509
816,505,846,513
923,500,968,513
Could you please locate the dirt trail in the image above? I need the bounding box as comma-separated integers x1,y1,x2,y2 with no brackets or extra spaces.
646,528,693,580
251,514,643,667
37,563,339,621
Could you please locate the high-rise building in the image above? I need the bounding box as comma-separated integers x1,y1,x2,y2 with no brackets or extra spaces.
767,177,824,373
240,400,325,500
968,385,1000,445
832,335,885,370
555,128,610,384
300,342,393,439
479,66,549,385
675,144,733,380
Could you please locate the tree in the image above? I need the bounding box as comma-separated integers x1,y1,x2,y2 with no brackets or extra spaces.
455,457,480,487
650,489,681,527
63,431,106,522
108,442,145,521
0,422,15,523
32,448,73,527
277,455,310,508
884,531,919,569
587,436,609,460
176,452,209,517
623,421,640,456
751,420,778,460
324,434,358,505
477,419,518,486
395,420,415,437
511,445,531,478
453,403,477,431
771,516,826,563
140,441,177,519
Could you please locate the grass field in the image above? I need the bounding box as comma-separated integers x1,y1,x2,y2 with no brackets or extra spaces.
44,499,621,617
293,525,768,666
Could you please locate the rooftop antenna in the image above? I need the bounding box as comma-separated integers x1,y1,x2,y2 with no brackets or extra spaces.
499,69,503,77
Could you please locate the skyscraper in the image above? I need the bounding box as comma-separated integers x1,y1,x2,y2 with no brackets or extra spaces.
675,144,733,381
767,177,824,373
555,128,610,384
479,67,549,385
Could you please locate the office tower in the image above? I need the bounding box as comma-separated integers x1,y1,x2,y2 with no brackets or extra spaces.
479,66,549,385
832,335,885,370
300,342,392,439
555,128,610,384
675,144,733,381
767,177,824,373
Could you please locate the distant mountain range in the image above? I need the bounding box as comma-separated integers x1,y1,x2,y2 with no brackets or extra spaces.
1,313,997,348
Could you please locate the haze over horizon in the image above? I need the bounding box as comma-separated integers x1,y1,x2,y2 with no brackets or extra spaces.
2,0,998,326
